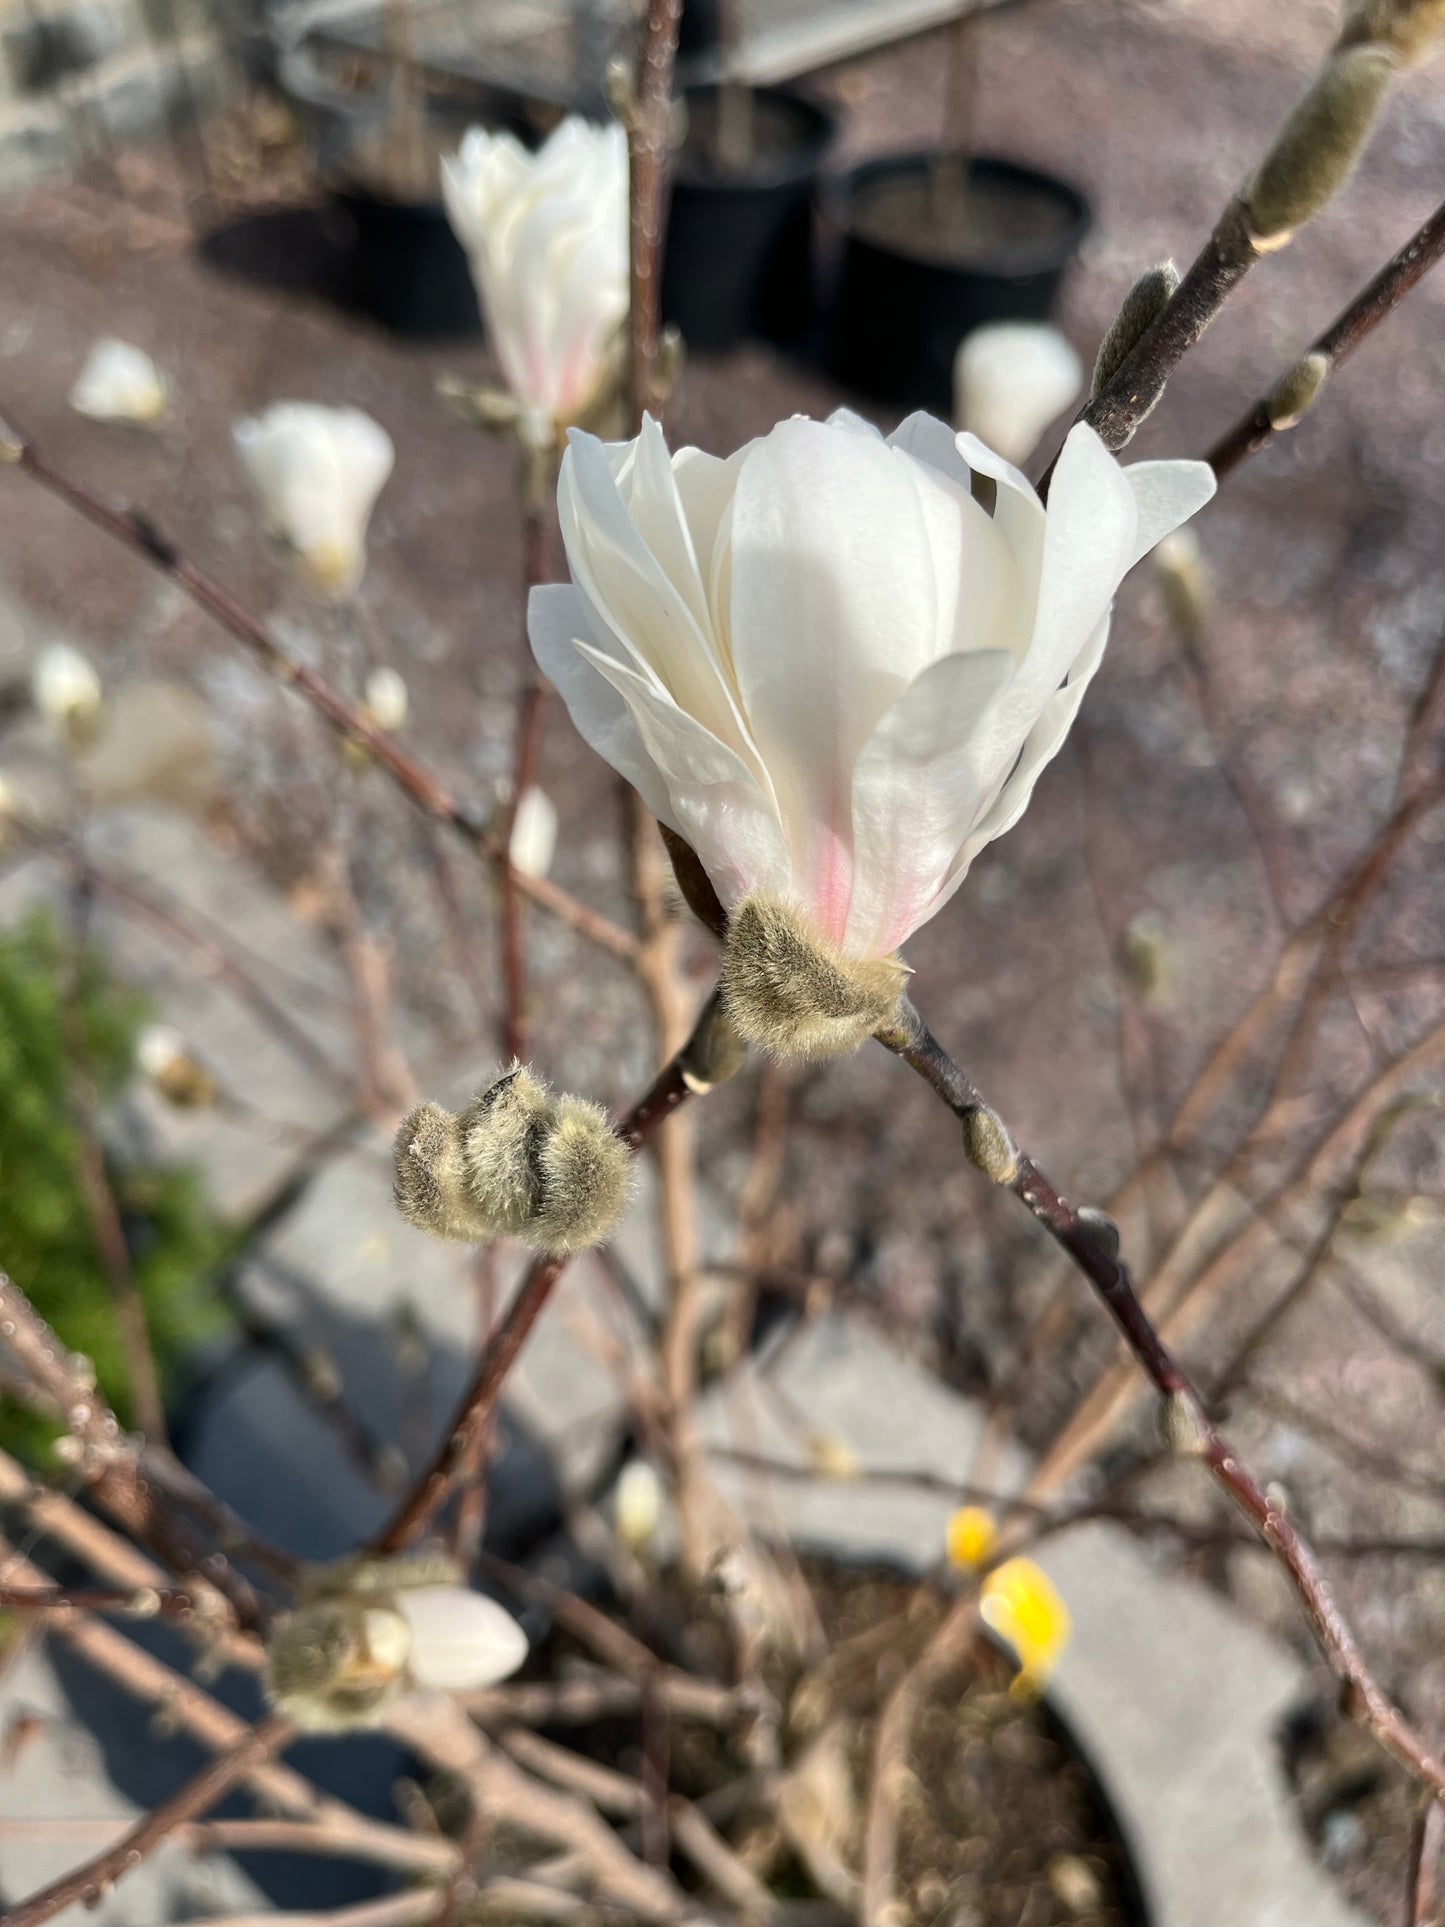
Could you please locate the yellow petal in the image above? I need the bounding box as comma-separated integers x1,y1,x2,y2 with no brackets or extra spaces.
945,1506,998,1570
979,1557,1070,1695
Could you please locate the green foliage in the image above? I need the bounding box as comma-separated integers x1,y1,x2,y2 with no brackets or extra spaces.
0,912,229,1459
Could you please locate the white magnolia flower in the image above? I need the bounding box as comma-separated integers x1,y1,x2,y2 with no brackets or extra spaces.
70,338,167,424
508,784,558,879
137,1024,185,1081
442,117,629,432
233,403,394,598
391,1584,530,1691
363,664,409,732
954,323,1083,467
530,410,1213,1040
33,642,102,742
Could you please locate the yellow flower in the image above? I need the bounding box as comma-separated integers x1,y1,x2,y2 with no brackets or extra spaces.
979,1557,1070,1698
945,1506,998,1570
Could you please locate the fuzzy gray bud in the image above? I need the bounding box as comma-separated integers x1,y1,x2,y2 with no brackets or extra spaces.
1265,351,1331,429
961,1103,1021,1185
1158,1389,1210,1458
1091,262,1181,400
720,894,908,1061
395,1068,632,1255
1077,1205,1121,1259
1243,46,1395,245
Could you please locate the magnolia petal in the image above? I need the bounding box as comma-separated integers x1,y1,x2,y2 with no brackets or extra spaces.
395,1586,529,1691
560,432,762,772
528,583,676,830
574,640,792,909
888,410,974,492
1122,459,1217,566
846,647,1016,956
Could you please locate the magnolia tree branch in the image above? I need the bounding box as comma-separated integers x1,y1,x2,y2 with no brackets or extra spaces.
875,1006,1445,1799
0,428,639,967
499,497,554,1063
2,1714,297,1927
369,991,721,1551
627,0,683,421
1207,193,1445,478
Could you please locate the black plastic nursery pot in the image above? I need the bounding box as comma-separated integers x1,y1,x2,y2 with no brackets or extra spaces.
333,185,482,340
661,86,836,353
823,151,1092,413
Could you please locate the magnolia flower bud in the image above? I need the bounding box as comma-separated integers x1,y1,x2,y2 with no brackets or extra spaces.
1242,45,1395,246
1338,0,1445,66
954,322,1083,467
441,118,629,431
530,414,1214,1020
136,1024,217,1109
362,665,409,732
1266,351,1331,430
961,1102,1020,1186
508,785,558,880
70,339,167,424
1153,529,1210,645
33,643,103,748
721,894,908,1061
615,1460,663,1552
1158,1388,1210,1458
265,1555,528,1730
396,1068,632,1254
1091,262,1181,401
233,404,394,599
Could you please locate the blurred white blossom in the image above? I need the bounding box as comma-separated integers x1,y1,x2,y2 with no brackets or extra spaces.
233,404,394,598
508,784,558,879
363,664,409,732
70,338,167,424
391,1584,530,1691
953,322,1083,467
33,642,102,745
442,117,629,434
615,1460,663,1552
531,410,1213,967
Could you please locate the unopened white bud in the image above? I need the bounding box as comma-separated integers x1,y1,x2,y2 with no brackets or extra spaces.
508,785,558,880
362,665,409,732
70,339,167,425
955,322,1083,466
33,644,103,747
615,1460,663,1552
390,1584,529,1691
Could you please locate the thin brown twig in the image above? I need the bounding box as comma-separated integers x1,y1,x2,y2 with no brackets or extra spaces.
2,1714,297,1927
0,429,639,966
1207,195,1445,478
1411,1796,1445,1927
627,0,683,423
499,499,554,1062
878,1006,1445,1801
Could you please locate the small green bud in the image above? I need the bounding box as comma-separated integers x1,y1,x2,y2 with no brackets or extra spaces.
1158,1390,1210,1458
1265,350,1331,430
1091,262,1181,400
720,894,908,1061
1153,530,1210,647
961,1103,1020,1185
680,994,748,1093
1242,46,1396,245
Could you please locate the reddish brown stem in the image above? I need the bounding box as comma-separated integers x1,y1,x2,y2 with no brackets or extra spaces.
499,502,553,1063
1207,194,1445,478
880,1008,1445,1801
628,0,683,425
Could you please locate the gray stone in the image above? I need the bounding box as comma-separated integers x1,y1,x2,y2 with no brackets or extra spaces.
0,99,74,194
